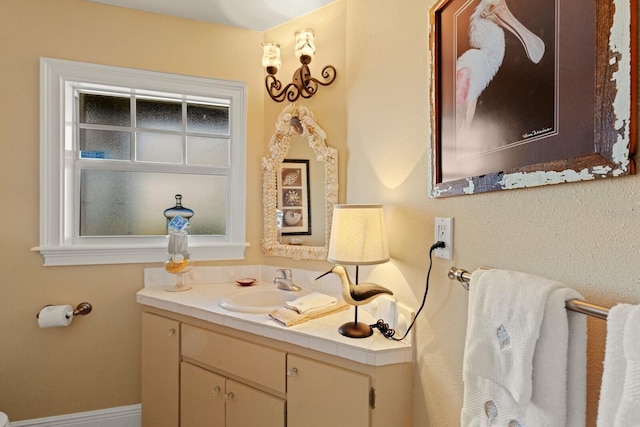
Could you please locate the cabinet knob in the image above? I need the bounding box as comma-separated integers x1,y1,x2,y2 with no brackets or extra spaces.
211,386,221,396
287,367,298,377
224,392,234,401
166,328,176,336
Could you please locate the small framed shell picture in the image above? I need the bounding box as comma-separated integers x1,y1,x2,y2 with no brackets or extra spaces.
277,159,311,235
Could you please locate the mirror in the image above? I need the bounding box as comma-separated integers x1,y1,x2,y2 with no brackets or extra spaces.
262,104,338,260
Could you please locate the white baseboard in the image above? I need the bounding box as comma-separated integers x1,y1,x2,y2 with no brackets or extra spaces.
9,404,141,427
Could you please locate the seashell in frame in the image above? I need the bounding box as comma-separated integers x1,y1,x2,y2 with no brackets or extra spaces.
284,211,302,225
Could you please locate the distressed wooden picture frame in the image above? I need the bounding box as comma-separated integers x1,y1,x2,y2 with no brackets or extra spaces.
429,0,636,197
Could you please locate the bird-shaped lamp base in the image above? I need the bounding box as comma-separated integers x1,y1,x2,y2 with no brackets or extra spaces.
339,319,373,338
316,265,394,339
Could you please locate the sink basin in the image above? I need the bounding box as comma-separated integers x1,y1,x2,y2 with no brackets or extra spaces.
218,288,300,313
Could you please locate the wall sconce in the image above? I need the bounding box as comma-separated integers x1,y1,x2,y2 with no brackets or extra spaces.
262,28,337,103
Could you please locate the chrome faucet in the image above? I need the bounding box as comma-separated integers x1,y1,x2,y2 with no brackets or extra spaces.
273,269,301,291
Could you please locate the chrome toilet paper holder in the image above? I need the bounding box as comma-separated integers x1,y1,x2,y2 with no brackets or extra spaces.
36,302,92,319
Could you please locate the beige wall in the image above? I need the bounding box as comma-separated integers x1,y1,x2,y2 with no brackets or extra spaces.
1,0,638,425
0,0,267,420
346,0,639,426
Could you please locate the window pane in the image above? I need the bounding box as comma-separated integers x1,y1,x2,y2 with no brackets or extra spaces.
187,136,229,166
80,170,227,236
187,104,229,134
79,94,130,126
136,132,182,163
136,99,182,131
79,129,130,160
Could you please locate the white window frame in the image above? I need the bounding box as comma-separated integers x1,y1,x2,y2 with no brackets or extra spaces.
37,57,248,266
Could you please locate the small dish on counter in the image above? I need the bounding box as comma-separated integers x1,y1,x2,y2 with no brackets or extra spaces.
235,278,257,286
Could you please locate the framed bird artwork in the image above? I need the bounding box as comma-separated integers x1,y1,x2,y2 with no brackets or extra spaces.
429,0,636,197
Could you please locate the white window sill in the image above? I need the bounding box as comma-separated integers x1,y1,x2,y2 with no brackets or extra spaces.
32,243,249,266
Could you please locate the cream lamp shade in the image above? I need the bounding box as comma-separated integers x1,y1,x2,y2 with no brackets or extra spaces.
328,204,389,265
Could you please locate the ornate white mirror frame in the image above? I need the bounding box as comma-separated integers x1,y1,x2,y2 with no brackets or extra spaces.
262,104,338,260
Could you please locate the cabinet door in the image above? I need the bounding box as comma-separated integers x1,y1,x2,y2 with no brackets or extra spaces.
141,312,180,427
287,355,371,427
181,362,226,427
226,379,285,427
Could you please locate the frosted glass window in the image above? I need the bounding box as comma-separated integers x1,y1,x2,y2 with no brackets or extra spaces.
40,58,246,266
79,94,130,126
136,99,182,131
187,136,229,166
80,170,227,236
79,129,131,160
187,104,229,134
136,132,183,163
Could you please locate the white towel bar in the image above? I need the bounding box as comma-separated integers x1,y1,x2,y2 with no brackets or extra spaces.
448,267,610,320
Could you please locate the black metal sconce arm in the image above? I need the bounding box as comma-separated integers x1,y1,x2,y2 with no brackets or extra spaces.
265,64,337,103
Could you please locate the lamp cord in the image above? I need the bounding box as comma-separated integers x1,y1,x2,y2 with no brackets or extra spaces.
370,241,445,341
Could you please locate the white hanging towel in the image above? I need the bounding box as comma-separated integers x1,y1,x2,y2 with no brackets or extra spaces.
597,303,640,426
461,268,586,426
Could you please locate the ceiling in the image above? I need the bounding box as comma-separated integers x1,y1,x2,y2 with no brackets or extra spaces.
89,0,335,31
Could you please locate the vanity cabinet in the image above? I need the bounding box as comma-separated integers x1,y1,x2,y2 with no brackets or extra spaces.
141,309,413,427
181,324,286,427
181,362,285,427
141,312,180,427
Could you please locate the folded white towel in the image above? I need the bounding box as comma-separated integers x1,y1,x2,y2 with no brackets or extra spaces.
284,292,337,314
597,303,640,426
462,269,586,426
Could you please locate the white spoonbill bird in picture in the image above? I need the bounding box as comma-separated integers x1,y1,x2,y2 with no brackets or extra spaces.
456,0,546,134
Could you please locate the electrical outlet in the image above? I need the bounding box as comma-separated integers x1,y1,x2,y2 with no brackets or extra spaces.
434,217,453,259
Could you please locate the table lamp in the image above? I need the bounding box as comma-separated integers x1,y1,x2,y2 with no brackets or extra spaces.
326,204,390,338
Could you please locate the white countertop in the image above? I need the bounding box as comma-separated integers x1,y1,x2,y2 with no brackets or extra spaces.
137,279,413,366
